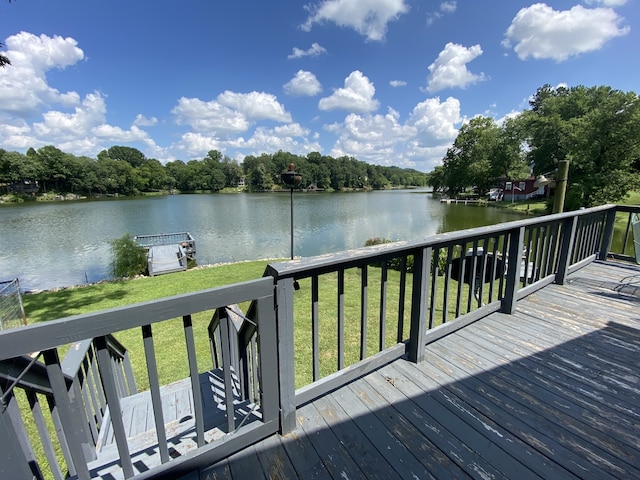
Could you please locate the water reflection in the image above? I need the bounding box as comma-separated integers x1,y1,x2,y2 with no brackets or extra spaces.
0,191,527,291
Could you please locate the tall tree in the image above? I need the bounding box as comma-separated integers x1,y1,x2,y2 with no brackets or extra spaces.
521,85,640,208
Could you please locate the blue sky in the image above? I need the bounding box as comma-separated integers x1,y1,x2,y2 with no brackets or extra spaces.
0,0,637,172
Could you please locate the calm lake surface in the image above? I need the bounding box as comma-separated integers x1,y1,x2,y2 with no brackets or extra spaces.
0,190,528,291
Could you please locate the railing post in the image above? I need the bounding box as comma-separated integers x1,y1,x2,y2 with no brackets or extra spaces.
256,294,280,424
43,348,92,480
275,277,296,434
556,216,578,285
0,389,37,480
598,207,617,260
501,226,525,314
408,247,431,363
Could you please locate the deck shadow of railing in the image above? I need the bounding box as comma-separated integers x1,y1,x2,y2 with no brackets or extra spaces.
204,319,640,479
265,204,628,426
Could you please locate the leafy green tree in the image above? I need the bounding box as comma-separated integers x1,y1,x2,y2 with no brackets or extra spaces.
521,85,640,208
110,233,147,278
103,146,147,167
137,159,169,192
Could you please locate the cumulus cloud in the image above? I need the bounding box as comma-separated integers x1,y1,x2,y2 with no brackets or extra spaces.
427,1,457,25
426,43,486,93
503,3,630,61
283,70,322,96
133,114,158,127
326,96,461,169
0,32,84,117
389,80,407,87
217,91,292,122
287,42,327,59
0,89,157,156
407,96,462,142
301,0,409,42
219,124,320,157
173,91,291,136
319,70,379,113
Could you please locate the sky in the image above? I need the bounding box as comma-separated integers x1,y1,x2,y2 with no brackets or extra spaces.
0,0,637,173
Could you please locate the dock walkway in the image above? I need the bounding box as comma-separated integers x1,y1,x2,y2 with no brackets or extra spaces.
147,244,187,276
201,260,640,479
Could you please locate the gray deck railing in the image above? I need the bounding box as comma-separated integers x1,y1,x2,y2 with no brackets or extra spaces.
0,277,279,480
0,334,136,480
265,204,637,432
0,204,637,479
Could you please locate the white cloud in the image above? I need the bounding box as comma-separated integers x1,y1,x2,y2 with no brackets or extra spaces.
301,0,409,42
407,96,462,142
133,114,158,127
287,42,327,59
0,32,84,117
319,70,379,113
585,0,627,6
1,90,157,157
389,80,407,87
173,97,249,134
217,91,292,122
326,97,461,170
426,43,486,93
503,3,630,62
172,91,291,136
283,70,322,96
427,1,457,25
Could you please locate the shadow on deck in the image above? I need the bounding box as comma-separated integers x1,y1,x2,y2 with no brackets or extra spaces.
202,261,640,480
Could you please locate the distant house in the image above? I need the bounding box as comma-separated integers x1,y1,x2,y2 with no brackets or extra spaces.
10,180,39,195
502,177,545,201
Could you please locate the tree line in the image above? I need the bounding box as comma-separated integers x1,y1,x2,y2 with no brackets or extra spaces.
0,146,428,197
429,84,640,210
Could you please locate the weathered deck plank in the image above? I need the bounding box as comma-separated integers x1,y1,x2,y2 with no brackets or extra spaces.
86,261,640,479
209,260,640,479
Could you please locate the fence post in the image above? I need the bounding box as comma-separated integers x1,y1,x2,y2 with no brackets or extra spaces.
275,277,296,434
556,216,578,285
598,207,617,260
408,247,431,363
501,226,525,314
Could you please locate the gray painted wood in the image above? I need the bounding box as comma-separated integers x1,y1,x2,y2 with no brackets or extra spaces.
212,260,640,480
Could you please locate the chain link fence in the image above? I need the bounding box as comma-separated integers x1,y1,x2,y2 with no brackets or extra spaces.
0,278,27,330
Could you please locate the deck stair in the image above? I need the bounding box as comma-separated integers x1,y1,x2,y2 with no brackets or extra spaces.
88,369,260,479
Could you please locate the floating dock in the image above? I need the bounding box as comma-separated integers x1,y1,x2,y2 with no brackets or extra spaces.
134,232,196,276
440,198,481,204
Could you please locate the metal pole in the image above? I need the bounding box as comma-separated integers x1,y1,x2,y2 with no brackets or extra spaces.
289,187,294,259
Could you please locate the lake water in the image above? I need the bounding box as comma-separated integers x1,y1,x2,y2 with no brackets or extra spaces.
0,190,528,291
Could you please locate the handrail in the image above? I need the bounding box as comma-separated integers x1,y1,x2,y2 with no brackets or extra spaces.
0,204,638,479
0,276,279,480
266,204,637,434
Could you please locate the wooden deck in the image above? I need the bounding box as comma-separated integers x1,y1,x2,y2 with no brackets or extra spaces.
147,244,187,276
202,260,640,480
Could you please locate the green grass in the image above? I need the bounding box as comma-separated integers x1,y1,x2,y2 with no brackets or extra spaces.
23,260,274,323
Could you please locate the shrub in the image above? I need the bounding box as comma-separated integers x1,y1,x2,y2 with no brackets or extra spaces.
364,237,450,275
364,237,414,272
110,233,148,278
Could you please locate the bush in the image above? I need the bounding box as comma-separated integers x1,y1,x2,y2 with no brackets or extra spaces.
110,233,148,278
364,237,450,275
364,237,414,272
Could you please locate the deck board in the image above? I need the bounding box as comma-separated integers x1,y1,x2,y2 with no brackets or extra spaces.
86,260,640,479
209,260,640,480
